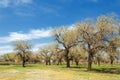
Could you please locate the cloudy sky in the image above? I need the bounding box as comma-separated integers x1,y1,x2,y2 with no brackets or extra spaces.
0,0,120,54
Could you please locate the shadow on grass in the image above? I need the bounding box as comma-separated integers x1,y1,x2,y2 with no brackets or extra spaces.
70,65,87,69
60,65,120,74
59,65,88,72
92,67,120,74
60,65,85,69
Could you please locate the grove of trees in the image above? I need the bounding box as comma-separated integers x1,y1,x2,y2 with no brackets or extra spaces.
0,15,120,71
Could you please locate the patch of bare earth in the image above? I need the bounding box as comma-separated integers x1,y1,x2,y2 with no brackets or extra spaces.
24,69,79,80
0,69,84,80
0,69,119,80
0,69,21,80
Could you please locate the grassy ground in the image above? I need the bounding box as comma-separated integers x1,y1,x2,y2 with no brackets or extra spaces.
0,63,120,80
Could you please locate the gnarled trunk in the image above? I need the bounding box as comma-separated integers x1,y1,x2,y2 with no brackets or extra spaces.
22,57,26,67
48,59,51,65
57,59,62,65
66,50,70,68
88,53,92,71
45,60,48,65
66,58,70,68
110,56,114,66
75,59,79,66
110,60,113,66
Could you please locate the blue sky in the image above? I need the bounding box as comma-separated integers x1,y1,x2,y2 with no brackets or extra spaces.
0,0,120,54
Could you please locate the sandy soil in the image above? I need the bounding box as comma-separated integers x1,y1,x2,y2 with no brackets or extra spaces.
0,69,81,80
0,69,119,80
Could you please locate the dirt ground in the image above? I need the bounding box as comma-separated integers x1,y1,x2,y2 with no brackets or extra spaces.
0,69,83,80
0,65,119,80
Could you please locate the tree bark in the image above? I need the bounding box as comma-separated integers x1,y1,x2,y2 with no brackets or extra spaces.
88,54,92,71
66,50,70,68
66,58,70,68
75,59,79,66
60,59,62,65
71,59,74,65
46,60,48,65
57,59,62,65
110,56,114,66
49,59,51,65
110,59,113,66
22,57,26,67
97,59,100,66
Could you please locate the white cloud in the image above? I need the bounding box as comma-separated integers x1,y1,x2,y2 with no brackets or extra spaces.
17,0,32,4
14,0,32,5
0,28,52,54
0,45,11,50
0,43,49,54
0,45,13,54
0,0,32,8
0,0,9,7
0,24,75,54
40,7,57,14
15,11,34,17
38,4,61,16
0,29,52,43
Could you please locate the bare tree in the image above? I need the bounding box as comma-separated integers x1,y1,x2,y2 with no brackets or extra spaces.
25,52,42,64
1,53,11,62
13,40,32,67
49,43,64,65
94,51,104,66
76,15,117,71
39,43,57,65
70,46,86,66
53,27,79,68
106,38,119,66
39,46,51,65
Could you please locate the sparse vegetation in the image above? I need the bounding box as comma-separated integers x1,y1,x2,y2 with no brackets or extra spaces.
0,15,120,80
0,64,120,80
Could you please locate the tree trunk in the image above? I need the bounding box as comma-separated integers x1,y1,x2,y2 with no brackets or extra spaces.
110,59,113,66
57,59,62,65
97,58,100,66
98,59,100,66
22,57,26,67
75,60,79,66
66,58,70,68
93,59,97,64
57,60,59,65
110,56,114,66
60,59,62,65
98,60,100,66
71,59,74,65
49,59,51,65
66,50,70,68
46,61,48,65
88,54,92,71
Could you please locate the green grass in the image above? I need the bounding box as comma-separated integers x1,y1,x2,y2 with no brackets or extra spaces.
0,63,120,80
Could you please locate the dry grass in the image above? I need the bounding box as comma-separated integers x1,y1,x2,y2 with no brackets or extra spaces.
0,64,119,80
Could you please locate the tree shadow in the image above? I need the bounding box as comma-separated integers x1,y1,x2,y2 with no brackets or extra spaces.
60,65,120,74
70,66,87,69
60,65,87,69
92,67,120,74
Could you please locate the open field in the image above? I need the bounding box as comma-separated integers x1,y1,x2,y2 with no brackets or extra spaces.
0,64,120,80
